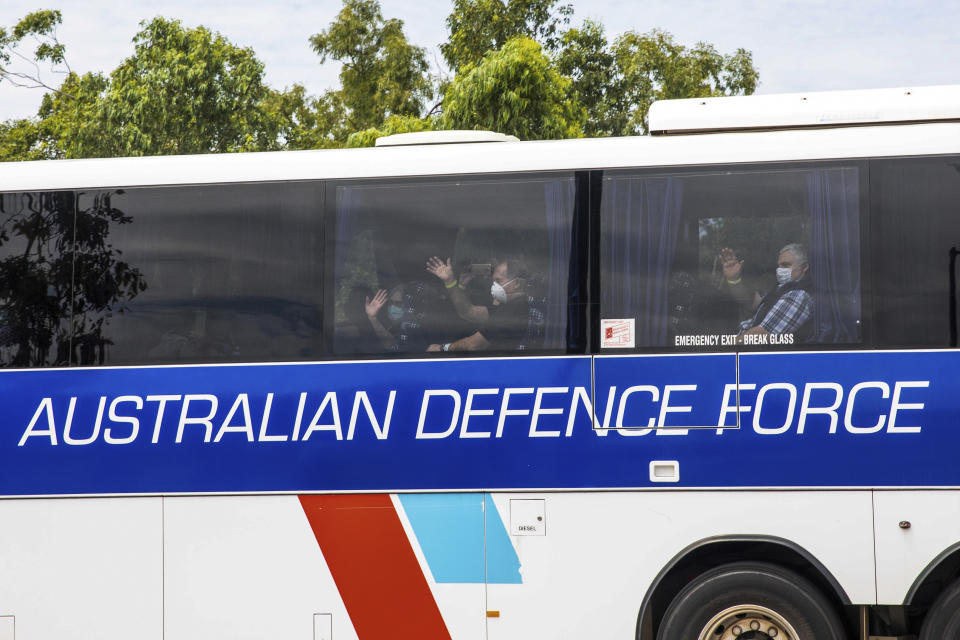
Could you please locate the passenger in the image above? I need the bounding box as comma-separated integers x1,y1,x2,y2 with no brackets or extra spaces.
733,243,813,339
424,256,529,351
716,246,762,322
339,285,405,353
362,287,405,350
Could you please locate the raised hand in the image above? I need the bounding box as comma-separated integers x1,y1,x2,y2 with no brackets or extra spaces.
426,256,455,284
365,289,388,318
719,247,744,281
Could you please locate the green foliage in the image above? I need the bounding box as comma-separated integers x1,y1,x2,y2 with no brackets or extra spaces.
12,10,66,65
262,85,349,150
0,119,44,161
554,19,617,137
0,1,761,161
98,17,276,156
442,0,572,71
610,29,759,134
1,10,70,94
36,71,110,159
310,0,430,131
345,113,435,148
442,36,583,140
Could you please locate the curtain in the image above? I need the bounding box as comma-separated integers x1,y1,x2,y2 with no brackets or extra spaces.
601,176,684,347
543,179,576,349
333,186,357,294
807,168,861,342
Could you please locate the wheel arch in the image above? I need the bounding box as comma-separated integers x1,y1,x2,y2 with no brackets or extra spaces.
635,534,852,640
904,541,960,609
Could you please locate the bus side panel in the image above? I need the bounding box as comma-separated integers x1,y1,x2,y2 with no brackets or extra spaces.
163,495,360,640
164,494,486,640
0,497,162,640
391,494,488,640
874,490,960,604
485,491,875,639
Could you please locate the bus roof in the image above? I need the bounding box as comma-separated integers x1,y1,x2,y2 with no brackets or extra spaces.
649,85,960,135
2,118,960,192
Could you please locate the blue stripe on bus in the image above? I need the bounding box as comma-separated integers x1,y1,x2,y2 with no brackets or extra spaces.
0,351,957,493
484,493,523,584
398,493,521,584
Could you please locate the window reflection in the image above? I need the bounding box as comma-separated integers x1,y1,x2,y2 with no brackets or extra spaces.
873,156,960,347
78,182,324,366
0,190,145,367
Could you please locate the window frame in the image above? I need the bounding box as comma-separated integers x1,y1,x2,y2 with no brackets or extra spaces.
590,158,873,355
322,170,590,361
70,178,328,367
868,153,960,351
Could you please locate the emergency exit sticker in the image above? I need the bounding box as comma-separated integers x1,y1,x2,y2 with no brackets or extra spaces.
601,318,635,348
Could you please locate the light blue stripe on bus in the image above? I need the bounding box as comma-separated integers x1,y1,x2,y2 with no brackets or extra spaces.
399,493,522,584
483,494,523,584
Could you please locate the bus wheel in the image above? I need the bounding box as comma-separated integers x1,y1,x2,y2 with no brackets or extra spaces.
656,561,845,640
920,578,960,639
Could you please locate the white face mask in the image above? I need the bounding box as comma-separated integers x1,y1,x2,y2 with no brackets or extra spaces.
490,278,515,304
776,267,793,285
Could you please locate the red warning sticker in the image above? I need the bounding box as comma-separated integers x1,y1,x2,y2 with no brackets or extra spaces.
600,318,635,348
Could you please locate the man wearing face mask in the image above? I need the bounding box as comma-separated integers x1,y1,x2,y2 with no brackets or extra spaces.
728,243,813,340
424,256,528,351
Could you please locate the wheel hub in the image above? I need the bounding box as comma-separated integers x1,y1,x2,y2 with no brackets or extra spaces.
698,604,800,640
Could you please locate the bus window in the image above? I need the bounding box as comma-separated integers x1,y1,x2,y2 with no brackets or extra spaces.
872,156,960,348
600,165,863,351
74,182,324,366
329,174,578,356
0,190,75,368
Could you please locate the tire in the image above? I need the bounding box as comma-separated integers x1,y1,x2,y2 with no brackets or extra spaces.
920,577,960,639
656,561,846,640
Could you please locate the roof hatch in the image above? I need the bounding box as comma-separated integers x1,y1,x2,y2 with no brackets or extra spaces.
375,130,519,147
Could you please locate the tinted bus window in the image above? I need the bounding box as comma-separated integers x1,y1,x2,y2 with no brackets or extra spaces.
600,165,863,351
75,182,324,365
330,174,579,355
0,190,75,368
872,156,960,348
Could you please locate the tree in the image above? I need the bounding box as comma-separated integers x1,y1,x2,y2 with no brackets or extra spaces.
97,17,277,156
554,19,618,137
609,29,759,134
310,0,430,132
1,3,761,159
442,36,583,140
345,113,435,148
0,118,44,161
34,71,110,159
0,10,70,96
442,0,572,72
261,85,349,150
1,12,351,161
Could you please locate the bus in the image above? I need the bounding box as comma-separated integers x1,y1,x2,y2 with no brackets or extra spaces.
1,85,960,640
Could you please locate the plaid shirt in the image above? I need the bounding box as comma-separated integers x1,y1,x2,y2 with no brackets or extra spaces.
739,288,812,335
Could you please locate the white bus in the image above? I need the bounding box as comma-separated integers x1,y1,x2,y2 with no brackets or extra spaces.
2,85,960,640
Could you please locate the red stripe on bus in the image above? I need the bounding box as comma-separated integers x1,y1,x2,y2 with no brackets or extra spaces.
299,494,451,640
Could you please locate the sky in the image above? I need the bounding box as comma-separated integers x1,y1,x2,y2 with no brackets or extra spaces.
1,0,957,121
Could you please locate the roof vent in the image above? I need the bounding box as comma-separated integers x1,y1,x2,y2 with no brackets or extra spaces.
375,130,519,147
648,84,960,135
